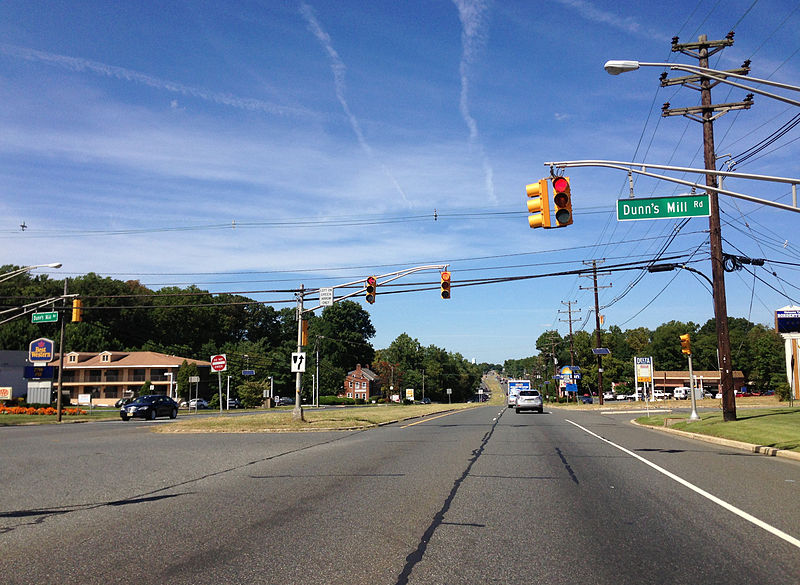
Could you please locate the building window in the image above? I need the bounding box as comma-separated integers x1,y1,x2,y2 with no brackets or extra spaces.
133,369,146,381
101,354,110,363
68,355,77,363
88,370,102,382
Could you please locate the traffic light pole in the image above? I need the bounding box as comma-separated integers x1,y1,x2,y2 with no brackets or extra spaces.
291,265,449,422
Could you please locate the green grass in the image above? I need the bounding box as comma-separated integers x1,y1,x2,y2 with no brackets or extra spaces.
636,408,800,452
155,403,481,433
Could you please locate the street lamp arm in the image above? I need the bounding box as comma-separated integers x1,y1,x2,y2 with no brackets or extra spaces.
604,60,800,108
0,262,62,283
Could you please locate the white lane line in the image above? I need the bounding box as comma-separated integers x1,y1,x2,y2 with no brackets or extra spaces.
566,418,800,550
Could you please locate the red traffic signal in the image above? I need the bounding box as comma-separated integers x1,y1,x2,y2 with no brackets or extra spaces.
365,276,377,304
551,176,573,227
440,271,451,299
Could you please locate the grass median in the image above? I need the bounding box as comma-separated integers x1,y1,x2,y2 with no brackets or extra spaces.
636,408,800,452
154,402,484,433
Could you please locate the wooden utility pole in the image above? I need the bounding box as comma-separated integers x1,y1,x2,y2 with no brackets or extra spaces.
558,300,581,367
580,261,611,404
663,33,752,421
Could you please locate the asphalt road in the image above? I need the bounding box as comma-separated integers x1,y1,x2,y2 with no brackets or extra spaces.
1,406,798,584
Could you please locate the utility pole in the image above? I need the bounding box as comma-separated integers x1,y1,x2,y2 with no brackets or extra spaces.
558,300,581,367
663,33,751,421
293,285,305,422
56,279,67,423
581,261,611,405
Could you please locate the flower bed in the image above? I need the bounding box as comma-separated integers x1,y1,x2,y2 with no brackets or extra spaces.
0,406,87,416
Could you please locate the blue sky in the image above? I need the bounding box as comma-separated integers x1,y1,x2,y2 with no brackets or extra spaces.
2,0,799,365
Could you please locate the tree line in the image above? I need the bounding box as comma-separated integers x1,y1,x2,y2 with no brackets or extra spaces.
0,267,480,402
501,319,789,399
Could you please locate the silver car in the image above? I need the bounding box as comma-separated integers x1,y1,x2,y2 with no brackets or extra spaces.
515,389,543,414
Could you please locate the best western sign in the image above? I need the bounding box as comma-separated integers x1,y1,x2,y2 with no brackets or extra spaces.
29,338,55,363
617,194,710,221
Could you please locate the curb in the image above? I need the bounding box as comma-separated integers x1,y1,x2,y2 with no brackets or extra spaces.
631,419,800,462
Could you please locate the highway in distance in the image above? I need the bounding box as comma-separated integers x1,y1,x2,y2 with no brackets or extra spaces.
1,405,798,584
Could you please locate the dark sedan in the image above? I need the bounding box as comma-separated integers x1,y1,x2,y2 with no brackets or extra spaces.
120,395,179,421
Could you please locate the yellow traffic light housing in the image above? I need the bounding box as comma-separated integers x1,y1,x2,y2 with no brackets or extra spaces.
71,299,83,322
440,271,451,299
552,176,573,227
680,333,691,355
526,179,551,229
365,276,377,304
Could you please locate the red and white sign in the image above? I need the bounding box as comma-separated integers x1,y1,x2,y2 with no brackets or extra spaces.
210,354,227,372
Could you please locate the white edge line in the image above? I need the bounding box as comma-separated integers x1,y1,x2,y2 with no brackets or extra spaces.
565,419,800,550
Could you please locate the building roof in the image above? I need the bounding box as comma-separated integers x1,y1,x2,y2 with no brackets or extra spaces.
653,370,744,379
347,365,379,381
48,351,211,368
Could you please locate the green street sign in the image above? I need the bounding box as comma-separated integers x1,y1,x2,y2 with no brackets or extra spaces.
32,311,59,323
617,194,711,221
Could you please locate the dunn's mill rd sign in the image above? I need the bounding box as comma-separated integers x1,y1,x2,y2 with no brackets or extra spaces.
617,194,710,221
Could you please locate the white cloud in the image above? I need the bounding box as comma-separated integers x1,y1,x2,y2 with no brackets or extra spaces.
453,0,496,204
299,3,410,205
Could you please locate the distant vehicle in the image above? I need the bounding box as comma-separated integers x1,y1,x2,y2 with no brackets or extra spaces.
602,392,615,402
275,396,294,406
515,389,543,414
114,397,133,408
420,397,432,404
188,398,208,409
120,395,179,421
616,393,631,401
227,398,242,409
673,387,689,400
579,394,593,404
507,392,518,408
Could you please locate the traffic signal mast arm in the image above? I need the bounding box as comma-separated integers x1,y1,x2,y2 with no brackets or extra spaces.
299,264,450,314
544,159,800,213
0,293,79,326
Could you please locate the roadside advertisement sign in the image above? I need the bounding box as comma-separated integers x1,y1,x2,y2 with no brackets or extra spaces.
29,338,55,363
635,357,653,383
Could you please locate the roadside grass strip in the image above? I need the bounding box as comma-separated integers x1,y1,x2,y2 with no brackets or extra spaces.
635,408,800,453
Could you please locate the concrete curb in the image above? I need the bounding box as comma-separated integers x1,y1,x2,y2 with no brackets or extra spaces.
631,419,800,462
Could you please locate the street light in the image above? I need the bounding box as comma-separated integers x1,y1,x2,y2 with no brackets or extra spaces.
604,60,800,107
0,263,62,283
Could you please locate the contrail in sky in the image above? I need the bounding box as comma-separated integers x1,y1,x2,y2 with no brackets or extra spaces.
0,43,311,118
453,0,496,204
299,2,410,204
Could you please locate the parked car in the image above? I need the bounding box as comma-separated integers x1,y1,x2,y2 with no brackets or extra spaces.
188,398,209,409
673,387,689,400
515,389,543,414
275,396,294,406
579,394,593,404
602,392,615,402
114,397,133,408
420,397,432,404
227,398,242,409
120,395,179,421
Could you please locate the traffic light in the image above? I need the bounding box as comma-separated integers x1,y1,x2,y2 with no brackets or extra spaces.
440,271,451,299
680,333,691,355
71,299,83,322
526,179,551,229
551,176,573,227
365,276,377,304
